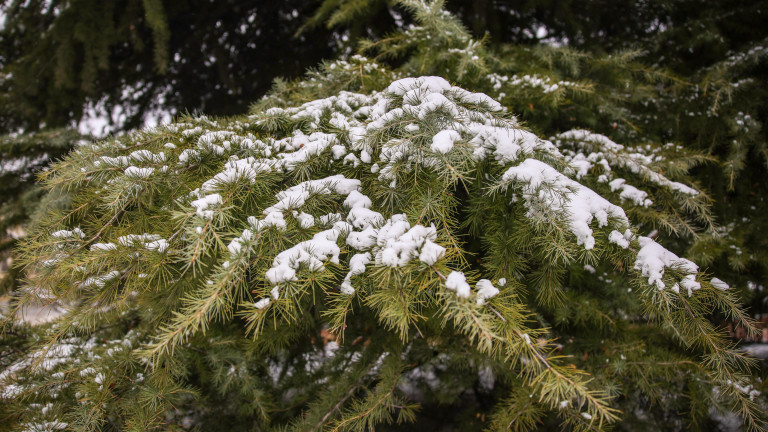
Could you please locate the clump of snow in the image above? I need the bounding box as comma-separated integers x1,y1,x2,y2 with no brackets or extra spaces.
117,234,169,253
90,242,117,251
634,236,699,293
129,149,165,163
293,211,315,229
263,175,361,214
124,166,155,178
374,216,439,267
470,127,557,164
97,155,129,167
608,230,633,249
276,131,337,170
387,76,452,96
340,253,372,295
344,190,373,209
51,228,85,239
248,212,287,232
488,73,574,96
475,279,499,305
200,157,273,192
178,149,200,163
20,421,67,431
266,226,345,285
79,270,120,288
419,240,446,266
445,271,471,298
227,229,254,256
502,158,628,249
609,178,653,207
191,193,223,219
431,129,461,154
711,278,730,291
254,298,271,309
728,380,762,401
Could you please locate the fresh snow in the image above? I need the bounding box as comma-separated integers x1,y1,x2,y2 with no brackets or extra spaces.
445,271,471,298
191,193,223,219
51,228,85,239
556,130,699,197
419,240,446,266
475,279,500,305
502,158,628,250
431,129,461,154
711,278,730,291
70,75,715,309
608,230,633,249
117,234,169,253
634,236,700,293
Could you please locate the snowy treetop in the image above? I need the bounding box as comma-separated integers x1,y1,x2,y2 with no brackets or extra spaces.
45,76,710,307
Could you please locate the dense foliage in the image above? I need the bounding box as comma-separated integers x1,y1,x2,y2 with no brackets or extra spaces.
0,129,84,294
0,0,341,294
0,0,342,133
2,2,767,431
3,0,768,318
309,0,768,320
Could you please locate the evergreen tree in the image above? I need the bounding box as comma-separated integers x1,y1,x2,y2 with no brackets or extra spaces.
0,129,83,294
0,0,337,133
2,1,766,431
311,0,768,326
0,0,337,294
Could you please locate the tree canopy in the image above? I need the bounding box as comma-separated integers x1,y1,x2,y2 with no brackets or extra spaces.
2,2,768,431
0,0,339,134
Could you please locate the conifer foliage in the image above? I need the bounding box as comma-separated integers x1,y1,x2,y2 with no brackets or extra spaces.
0,129,83,294
2,2,766,431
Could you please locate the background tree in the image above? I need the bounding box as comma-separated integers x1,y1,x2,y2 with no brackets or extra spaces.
0,0,343,134
0,129,82,294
